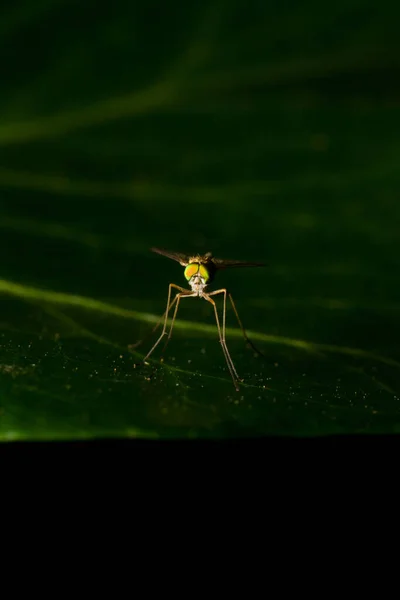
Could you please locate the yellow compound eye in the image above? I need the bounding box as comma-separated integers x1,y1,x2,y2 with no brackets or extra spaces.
184,264,199,281
198,264,210,281
184,263,210,282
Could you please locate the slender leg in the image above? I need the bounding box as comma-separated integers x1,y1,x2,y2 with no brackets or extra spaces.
129,294,178,349
159,291,196,359
205,290,240,380
203,293,240,391
208,288,265,358
142,283,190,362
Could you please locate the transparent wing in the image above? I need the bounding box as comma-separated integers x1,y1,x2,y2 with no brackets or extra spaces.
211,257,266,269
151,247,190,266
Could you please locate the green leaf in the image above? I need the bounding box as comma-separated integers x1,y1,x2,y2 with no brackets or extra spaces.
1,0,400,439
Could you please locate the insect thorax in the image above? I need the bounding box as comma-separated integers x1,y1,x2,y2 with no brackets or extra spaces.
188,275,207,295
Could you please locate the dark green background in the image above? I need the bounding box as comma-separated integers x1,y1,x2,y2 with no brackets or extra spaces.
1,0,399,439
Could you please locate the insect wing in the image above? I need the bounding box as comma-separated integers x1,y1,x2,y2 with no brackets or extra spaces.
211,257,266,269
151,247,190,266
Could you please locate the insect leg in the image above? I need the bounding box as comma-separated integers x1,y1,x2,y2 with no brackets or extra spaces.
142,283,189,362
209,288,265,358
159,291,196,358
129,294,178,350
203,293,240,391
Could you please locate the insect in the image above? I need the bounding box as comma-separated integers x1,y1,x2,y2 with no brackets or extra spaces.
136,247,265,391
